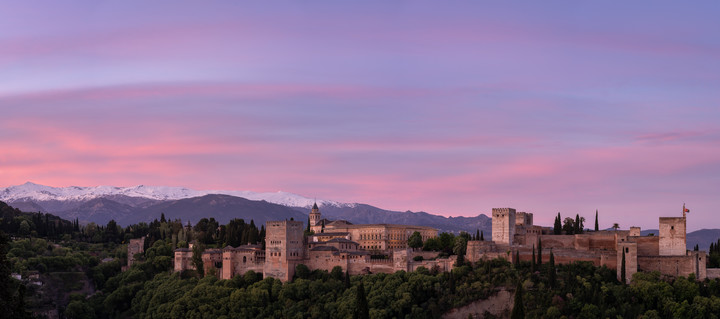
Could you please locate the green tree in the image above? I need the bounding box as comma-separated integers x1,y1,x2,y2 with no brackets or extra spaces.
295,264,311,280
511,281,525,319
331,266,344,281
595,209,599,231
548,249,556,288
65,299,94,319
480,231,484,241
554,213,562,235
344,270,351,289
354,282,369,319
408,231,423,250
0,231,13,315
18,220,30,236
192,243,205,277
531,245,536,272
106,219,119,243
453,236,468,256
621,250,626,284
305,217,313,236
563,217,575,235
537,238,542,265
575,214,581,234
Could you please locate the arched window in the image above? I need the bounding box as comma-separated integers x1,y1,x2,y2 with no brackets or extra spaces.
243,256,247,263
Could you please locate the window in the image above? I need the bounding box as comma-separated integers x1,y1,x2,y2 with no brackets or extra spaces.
671,226,674,230
625,248,629,253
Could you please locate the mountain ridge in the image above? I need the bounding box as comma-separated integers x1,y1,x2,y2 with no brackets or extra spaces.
0,181,350,209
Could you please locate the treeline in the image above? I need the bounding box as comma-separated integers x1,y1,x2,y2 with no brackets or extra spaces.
0,201,265,250
710,238,720,268
0,201,77,239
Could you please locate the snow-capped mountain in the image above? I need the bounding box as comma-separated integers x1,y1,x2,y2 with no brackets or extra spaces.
0,182,493,234
0,182,351,209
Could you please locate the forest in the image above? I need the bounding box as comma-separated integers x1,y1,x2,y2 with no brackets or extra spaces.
2,200,720,318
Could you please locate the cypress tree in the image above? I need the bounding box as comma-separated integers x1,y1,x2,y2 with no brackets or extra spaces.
595,210,599,231
455,253,465,267
548,249,556,288
537,238,542,265
449,272,456,294
554,213,562,235
344,271,351,289
575,214,580,234
480,231,484,241
531,245,536,272
515,250,520,266
621,250,626,284
511,281,525,319
192,243,204,277
476,229,480,241
355,282,369,319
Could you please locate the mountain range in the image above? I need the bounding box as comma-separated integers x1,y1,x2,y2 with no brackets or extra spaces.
1,182,717,250
0,182,490,234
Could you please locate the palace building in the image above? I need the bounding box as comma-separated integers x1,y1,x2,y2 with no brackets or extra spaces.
173,203,444,282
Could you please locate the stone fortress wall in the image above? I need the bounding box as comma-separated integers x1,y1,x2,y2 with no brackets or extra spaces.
467,208,720,282
157,205,720,282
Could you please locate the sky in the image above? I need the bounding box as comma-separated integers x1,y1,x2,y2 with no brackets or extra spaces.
1,1,719,230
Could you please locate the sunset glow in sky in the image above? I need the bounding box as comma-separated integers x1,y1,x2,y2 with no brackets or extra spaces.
2,2,719,230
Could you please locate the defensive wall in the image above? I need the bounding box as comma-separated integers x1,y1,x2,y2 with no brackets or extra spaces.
466,208,716,282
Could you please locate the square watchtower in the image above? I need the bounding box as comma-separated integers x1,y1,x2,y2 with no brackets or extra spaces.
492,208,516,245
264,220,304,281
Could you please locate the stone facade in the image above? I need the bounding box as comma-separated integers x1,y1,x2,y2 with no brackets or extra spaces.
123,236,145,271
659,217,686,256
308,206,437,252
172,205,441,282
174,248,195,272
264,220,305,282
492,208,516,245
617,242,638,284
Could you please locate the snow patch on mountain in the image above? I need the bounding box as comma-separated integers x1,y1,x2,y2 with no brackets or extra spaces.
0,182,353,208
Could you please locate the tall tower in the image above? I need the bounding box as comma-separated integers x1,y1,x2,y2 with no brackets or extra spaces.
309,202,322,233
659,216,686,256
617,242,637,284
264,220,304,281
492,208,516,245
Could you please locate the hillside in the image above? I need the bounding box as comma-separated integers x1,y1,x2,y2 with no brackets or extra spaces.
130,194,308,226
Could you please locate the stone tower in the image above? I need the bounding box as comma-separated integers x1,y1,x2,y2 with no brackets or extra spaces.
659,216,686,256
492,208,516,245
617,242,637,284
263,220,305,281
309,202,321,233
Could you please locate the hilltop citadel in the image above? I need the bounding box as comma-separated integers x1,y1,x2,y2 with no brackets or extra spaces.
163,205,720,282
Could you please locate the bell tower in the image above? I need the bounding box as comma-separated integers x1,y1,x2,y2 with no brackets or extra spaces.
309,202,321,233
